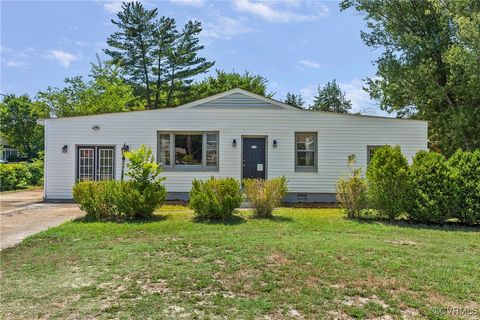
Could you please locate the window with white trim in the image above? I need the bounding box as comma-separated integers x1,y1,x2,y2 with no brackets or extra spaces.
158,132,219,171
367,145,384,165
295,132,317,172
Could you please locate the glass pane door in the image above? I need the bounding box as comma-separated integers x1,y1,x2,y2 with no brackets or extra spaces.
78,148,95,181
98,148,114,180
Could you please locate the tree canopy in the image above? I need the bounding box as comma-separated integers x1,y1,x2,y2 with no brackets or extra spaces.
341,0,480,155
0,94,48,159
105,1,214,109
311,80,352,113
284,93,305,109
38,58,144,118
190,70,272,101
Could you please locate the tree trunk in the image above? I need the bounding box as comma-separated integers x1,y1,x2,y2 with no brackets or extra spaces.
166,65,176,108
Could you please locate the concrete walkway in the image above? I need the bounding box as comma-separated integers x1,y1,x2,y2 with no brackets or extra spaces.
0,189,83,250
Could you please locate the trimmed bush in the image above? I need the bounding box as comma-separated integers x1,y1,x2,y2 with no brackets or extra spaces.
336,155,367,219
243,176,288,218
448,149,480,224
73,180,118,220
189,177,243,221
366,146,410,220
27,159,44,186
0,164,17,191
0,163,31,191
72,145,166,221
407,151,456,223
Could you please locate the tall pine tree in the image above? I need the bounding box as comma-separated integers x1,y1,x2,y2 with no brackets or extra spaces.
284,92,305,108
165,21,214,107
104,2,157,108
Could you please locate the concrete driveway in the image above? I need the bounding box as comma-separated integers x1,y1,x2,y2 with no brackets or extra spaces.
0,189,84,250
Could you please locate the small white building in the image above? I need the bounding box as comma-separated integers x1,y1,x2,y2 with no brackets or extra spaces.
0,136,20,162
40,88,428,202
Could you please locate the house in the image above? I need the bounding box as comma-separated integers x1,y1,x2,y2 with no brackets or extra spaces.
0,136,20,162
39,88,428,202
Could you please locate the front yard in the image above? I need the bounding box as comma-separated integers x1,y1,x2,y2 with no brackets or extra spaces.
1,207,479,319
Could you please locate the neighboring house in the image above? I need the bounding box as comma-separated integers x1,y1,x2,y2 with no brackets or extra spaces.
0,136,20,162
39,88,428,202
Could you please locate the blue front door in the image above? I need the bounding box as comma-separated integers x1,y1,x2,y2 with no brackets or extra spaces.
242,137,266,179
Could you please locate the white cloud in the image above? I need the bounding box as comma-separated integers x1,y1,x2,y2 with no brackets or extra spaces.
203,17,254,40
0,45,13,53
299,84,317,106
5,60,26,68
298,59,320,69
75,41,90,47
338,79,393,116
234,0,329,23
170,0,204,6
103,0,134,13
46,50,79,67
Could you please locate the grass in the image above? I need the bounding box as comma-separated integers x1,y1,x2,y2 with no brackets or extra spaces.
0,185,42,194
1,207,479,319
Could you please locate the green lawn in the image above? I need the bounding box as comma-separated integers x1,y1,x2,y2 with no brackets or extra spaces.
1,207,479,319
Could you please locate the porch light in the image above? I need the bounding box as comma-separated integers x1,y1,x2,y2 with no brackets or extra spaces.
273,140,278,148
121,143,130,156
92,125,100,131
62,145,68,153
232,139,237,148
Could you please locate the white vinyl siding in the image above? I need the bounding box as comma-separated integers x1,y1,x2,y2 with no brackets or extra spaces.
43,92,427,199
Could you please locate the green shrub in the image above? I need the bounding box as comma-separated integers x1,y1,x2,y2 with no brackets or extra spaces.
366,145,410,220
0,163,31,191
407,151,456,223
336,155,367,219
0,164,17,191
115,181,167,219
189,177,243,221
73,180,118,220
72,145,166,221
448,149,480,224
27,159,44,186
243,176,288,218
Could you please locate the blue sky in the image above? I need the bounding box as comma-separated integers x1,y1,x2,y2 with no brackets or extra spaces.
1,0,386,115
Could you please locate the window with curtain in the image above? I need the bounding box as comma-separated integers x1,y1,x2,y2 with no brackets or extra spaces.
295,132,317,172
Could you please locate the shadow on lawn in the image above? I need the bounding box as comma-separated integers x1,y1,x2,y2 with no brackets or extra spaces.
193,214,246,225
73,215,168,224
353,217,479,232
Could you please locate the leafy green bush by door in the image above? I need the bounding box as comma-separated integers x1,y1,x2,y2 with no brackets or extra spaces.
73,145,166,221
189,177,243,221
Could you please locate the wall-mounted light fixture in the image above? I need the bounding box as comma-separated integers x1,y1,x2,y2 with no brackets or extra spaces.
121,143,130,157
232,139,237,148
62,145,68,153
273,140,278,148
92,125,100,131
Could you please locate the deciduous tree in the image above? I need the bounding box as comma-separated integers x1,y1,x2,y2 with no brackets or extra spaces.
0,95,48,159
340,0,480,155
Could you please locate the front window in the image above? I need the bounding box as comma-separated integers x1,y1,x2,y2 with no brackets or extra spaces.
158,132,218,171
175,134,203,165
367,145,384,165
295,132,317,172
